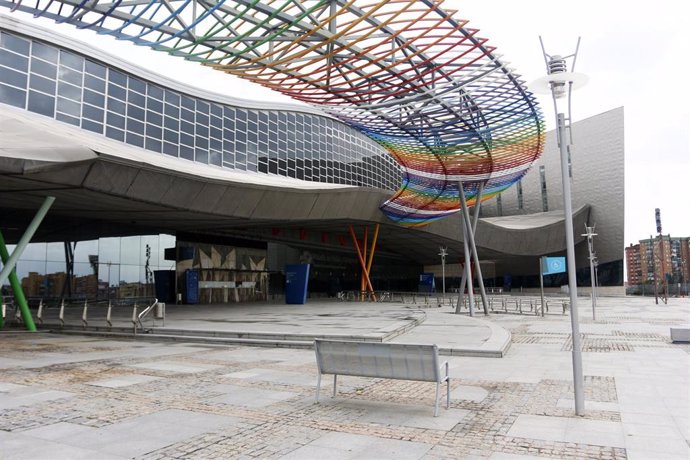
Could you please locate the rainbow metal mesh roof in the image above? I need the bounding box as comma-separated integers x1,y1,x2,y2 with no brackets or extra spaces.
3,0,544,227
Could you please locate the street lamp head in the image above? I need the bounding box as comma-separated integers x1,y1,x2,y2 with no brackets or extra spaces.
530,37,588,102
531,64,588,99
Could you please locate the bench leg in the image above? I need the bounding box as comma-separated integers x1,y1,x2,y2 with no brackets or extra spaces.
434,381,440,417
315,373,321,403
332,374,338,398
444,361,450,409
446,377,450,409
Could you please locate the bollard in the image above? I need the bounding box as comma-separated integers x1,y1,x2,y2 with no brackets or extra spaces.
59,299,65,328
132,303,138,334
155,302,165,319
37,299,44,325
81,299,88,329
106,301,112,329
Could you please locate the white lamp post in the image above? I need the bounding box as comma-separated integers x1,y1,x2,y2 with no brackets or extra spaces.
531,37,588,416
438,246,448,299
582,225,598,320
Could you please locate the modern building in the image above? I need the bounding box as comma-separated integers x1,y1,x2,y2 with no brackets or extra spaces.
1,13,625,304
625,244,642,285
626,236,690,288
478,107,625,289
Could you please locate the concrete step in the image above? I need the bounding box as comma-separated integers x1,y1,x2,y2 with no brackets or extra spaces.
48,327,507,358
53,328,314,349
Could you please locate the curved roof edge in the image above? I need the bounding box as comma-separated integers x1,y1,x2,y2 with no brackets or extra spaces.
0,15,334,119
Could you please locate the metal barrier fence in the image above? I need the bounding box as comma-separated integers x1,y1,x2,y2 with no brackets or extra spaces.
2,297,161,333
626,283,689,297
336,290,570,315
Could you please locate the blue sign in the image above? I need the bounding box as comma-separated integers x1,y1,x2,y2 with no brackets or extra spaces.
503,274,512,290
418,272,435,293
285,264,310,304
542,257,566,275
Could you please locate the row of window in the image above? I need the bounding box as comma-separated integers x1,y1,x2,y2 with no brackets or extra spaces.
0,30,402,190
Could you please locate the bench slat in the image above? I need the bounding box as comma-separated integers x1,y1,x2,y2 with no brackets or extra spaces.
315,340,440,382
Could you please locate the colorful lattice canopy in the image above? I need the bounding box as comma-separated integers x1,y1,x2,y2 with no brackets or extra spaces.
4,0,544,227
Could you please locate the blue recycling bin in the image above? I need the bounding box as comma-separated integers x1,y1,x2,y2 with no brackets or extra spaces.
184,269,199,304
285,264,310,304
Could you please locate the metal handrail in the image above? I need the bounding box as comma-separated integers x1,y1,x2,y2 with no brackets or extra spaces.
135,298,158,333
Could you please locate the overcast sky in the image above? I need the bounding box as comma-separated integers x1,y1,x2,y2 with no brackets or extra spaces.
7,0,688,246
450,0,690,245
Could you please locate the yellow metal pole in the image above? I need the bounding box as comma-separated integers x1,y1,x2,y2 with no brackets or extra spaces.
366,224,380,274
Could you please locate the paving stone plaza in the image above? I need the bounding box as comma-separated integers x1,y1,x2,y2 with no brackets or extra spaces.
1,296,688,459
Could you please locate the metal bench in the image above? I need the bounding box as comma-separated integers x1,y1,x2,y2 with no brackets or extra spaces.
314,339,450,416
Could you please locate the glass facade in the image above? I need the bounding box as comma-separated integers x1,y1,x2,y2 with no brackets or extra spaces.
6,235,175,301
0,29,401,190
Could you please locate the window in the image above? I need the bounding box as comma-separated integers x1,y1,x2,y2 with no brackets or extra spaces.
85,60,106,78
27,91,54,117
0,67,27,88
59,50,83,71
540,165,548,212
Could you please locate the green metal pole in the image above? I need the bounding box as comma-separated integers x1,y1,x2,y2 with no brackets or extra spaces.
0,197,55,288
0,196,55,331
0,230,36,331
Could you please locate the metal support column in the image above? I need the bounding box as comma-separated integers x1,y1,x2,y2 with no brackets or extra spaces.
458,182,489,315
462,223,475,315
366,224,380,287
0,196,55,331
455,183,484,314
456,262,465,313
348,225,377,302
0,230,36,331
360,226,368,301
0,197,55,287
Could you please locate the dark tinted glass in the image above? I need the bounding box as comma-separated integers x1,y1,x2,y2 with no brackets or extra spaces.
0,67,27,88
31,59,56,78
0,33,30,55
0,48,28,72
85,60,107,78
59,50,83,70
0,83,26,108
